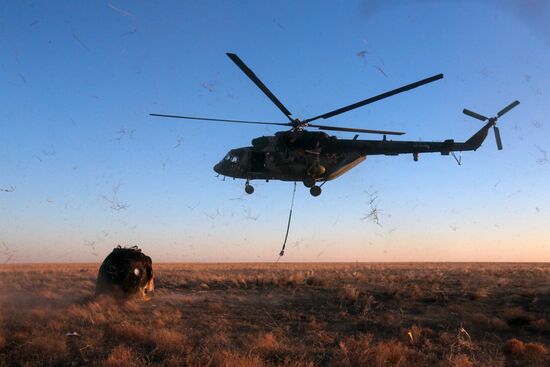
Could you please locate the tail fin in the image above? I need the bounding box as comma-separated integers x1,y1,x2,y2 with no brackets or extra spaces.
465,122,493,150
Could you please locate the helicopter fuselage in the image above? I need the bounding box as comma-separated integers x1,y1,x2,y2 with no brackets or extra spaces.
214,145,366,182
213,129,480,183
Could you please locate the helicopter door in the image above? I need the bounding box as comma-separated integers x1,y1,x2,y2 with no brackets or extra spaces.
249,151,266,173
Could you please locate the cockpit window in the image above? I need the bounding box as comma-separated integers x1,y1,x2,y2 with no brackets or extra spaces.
225,151,240,163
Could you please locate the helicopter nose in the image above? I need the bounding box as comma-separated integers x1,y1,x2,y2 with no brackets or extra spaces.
213,162,223,175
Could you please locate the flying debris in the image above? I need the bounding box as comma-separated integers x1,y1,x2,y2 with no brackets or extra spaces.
361,191,382,226
102,183,129,211
107,2,133,17
204,209,221,220
356,50,369,63
174,136,184,149
374,65,388,78
113,127,135,142
243,207,259,221
1,242,15,263
71,29,90,52
202,81,217,92
187,201,200,210
42,148,56,156
535,146,549,165
151,53,520,197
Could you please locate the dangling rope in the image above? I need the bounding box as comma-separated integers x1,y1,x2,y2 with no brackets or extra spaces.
276,181,297,262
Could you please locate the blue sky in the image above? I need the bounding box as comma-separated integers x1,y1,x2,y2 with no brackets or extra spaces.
1,1,549,262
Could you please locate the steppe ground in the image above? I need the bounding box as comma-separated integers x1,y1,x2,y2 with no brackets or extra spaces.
1,263,549,366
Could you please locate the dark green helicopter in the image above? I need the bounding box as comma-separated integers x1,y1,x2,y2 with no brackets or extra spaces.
151,53,519,197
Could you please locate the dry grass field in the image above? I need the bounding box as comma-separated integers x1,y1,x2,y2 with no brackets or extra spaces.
1,263,549,366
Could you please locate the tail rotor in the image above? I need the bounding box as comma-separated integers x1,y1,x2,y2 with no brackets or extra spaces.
462,100,520,150
493,125,503,150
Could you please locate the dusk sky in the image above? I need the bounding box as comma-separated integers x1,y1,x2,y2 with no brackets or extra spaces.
1,1,549,263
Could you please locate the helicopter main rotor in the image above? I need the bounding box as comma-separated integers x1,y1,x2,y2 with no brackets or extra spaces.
151,52,444,136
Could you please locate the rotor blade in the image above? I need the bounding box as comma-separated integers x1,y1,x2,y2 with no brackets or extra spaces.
150,113,290,127
497,100,520,118
462,108,488,121
494,126,503,150
226,53,293,122
304,73,443,123
309,123,405,135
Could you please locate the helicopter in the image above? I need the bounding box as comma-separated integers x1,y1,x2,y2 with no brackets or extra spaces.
151,53,519,197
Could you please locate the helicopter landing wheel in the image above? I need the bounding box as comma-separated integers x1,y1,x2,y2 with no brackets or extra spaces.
303,177,315,188
309,185,321,197
245,184,254,195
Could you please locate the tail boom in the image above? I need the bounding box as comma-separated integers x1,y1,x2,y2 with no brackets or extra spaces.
464,121,494,151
